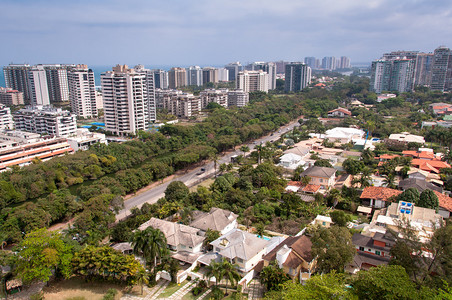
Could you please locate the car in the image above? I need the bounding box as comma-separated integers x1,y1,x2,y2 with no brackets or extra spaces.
200,168,206,172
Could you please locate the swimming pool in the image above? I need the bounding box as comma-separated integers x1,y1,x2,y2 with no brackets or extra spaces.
90,122,105,126
256,235,271,241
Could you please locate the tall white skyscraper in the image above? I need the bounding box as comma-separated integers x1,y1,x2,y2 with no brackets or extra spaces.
68,65,97,118
246,62,277,90
101,65,155,136
186,66,203,86
28,66,50,106
0,104,14,130
236,70,269,93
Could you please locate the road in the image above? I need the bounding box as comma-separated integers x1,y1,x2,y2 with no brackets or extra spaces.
116,119,301,220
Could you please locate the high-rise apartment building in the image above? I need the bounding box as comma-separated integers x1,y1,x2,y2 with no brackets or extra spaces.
321,57,336,70
133,65,157,123
3,64,32,102
369,60,392,94
101,65,155,136
202,67,219,84
236,70,269,93
304,57,317,69
200,89,228,108
168,67,187,89
369,59,414,93
28,65,50,106
284,62,312,92
431,46,452,92
414,53,434,87
247,62,276,90
390,59,415,93
0,104,14,130
68,65,97,118
227,90,249,107
339,56,351,69
187,66,203,86
217,68,229,82
225,62,242,81
14,106,77,137
0,88,24,106
152,69,169,89
45,65,72,103
274,61,288,74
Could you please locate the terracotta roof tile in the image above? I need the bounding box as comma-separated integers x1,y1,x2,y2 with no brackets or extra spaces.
302,184,321,193
360,186,402,202
433,191,452,212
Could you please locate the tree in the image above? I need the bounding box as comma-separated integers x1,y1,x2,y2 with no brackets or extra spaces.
130,227,168,281
397,188,420,204
204,260,223,287
165,181,189,203
266,271,349,299
314,159,333,168
136,268,149,295
418,189,439,210
240,145,250,157
343,158,365,175
203,229,220,251
330,210,350,227
390,222,452,287
72,246,143,284
15,228,73,283
260,261,290,292
310,225,355,273
382,173,396,189
301,176,311,186
220,259,241,295
352,265,416,300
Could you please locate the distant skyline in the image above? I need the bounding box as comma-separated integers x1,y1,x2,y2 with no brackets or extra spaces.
0,0,451,67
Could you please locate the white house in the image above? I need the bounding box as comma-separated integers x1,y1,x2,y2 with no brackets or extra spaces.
190,207,238,235
210,229,270,273
138,218,205,253
279,153,305,170
388,133,425,144
324,127,365,144
327,108,351,118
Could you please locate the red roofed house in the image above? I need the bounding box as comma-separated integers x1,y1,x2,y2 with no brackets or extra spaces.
262,235,316,282
360,186,402,209
432,104,452,115
328,107,351,118
411,159,450,174
302,184,321,194
433,191,452,219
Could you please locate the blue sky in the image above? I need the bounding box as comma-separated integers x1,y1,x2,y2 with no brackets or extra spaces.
0,0,451,67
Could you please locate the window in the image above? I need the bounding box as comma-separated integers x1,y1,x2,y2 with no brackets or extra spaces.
359,246,364,251
237,258,243,263
320,179,323,183
368,249,372,251
322,222,326,225
375,251,381,256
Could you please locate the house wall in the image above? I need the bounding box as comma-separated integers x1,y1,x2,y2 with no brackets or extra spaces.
177,242,203,253
438,208,450,219
243,248,267,273
221,220,238,235
309,175,335,189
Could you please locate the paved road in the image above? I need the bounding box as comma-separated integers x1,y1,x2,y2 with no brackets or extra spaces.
116,119,300,220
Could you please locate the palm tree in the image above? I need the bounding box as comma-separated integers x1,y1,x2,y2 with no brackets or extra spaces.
240,145,249,157
255,144,263,164
204,260,223,287
383,173,396,189
136,268,148,295
301,176,311,186
220,259,241,296
130,227,168,278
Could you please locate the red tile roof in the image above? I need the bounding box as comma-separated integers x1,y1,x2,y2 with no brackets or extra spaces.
302,184,321,193
433,191,452,212
287,181,303,187
378,154,400,160
328,108,351,115
411,159,450,173
360,186,402,202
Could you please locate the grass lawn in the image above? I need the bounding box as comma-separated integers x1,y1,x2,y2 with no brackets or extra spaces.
158,280,187,298
189,178,214,192
42,277,125,300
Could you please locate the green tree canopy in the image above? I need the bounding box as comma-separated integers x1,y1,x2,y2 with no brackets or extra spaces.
310,225,355,273
418,189,439,210
16,228,73,283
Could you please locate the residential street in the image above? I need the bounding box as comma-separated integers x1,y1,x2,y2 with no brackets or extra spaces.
116,119,301,221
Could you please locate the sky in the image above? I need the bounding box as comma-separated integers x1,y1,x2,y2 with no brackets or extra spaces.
0,0,451,67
